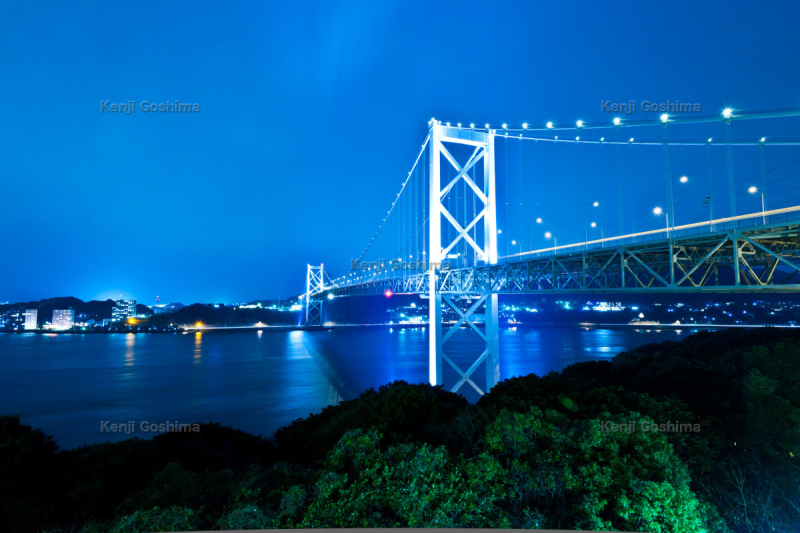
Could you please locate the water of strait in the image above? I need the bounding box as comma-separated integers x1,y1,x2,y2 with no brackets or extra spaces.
0,326,696,449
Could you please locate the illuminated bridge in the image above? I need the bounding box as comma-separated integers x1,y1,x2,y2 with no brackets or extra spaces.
302,108,800,396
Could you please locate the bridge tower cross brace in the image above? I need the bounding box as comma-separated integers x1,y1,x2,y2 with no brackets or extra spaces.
305,264,324,326
428,122,499,395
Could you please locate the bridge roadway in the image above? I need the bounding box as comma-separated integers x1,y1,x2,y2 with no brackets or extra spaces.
321,215,800,298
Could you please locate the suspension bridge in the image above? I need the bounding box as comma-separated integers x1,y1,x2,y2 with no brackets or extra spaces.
301,107,800,396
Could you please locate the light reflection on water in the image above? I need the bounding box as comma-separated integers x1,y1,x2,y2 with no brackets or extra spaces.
0,326,688,449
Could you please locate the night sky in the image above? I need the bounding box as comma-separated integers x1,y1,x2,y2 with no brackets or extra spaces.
1,1,799,305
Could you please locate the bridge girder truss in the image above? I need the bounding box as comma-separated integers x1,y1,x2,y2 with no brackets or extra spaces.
324,224,800,299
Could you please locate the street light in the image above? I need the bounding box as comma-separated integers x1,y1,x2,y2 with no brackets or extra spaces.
536,217,542,224
653,206,669,235
511,240,521,254
679,176,689,183
545,231,557,251
583,201,600,247
749,186,766,223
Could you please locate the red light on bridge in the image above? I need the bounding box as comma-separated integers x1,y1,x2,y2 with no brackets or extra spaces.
384,289,393,298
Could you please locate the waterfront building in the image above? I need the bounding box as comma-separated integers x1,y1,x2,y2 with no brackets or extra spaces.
24,309,38,330
52,309,75,329
112,299,137,321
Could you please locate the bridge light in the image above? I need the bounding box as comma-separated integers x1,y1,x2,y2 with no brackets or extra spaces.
327,293,334,300
723,108,733,119
470,123,475,128
545,232,552,239
708,138,713,143
384,289,393,298
536,217,542,223
748,186,758,194
502,123,508,129
576,136,580,141
593,201,599,207
760,137,766,143
679,176,688,183
446,122,450,126
497,229,502,234
653,206,663,216
600,137,604,141
511,240,516,245
629,137,634,142
546,121,553,129
457,123,461,127
660,113,669,123
576,120,583,128
485,123,490,129
613,117,621,126
522,123,528,129
590,222,597,228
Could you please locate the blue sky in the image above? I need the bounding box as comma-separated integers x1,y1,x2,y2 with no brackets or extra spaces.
1,1,799,304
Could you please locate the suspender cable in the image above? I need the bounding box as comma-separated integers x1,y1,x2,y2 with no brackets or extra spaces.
662,123,674,234
504,135,509,256
724,118,737,216
615,137,624,236
523,136,529,251
759,140,768,220
706,140,715,231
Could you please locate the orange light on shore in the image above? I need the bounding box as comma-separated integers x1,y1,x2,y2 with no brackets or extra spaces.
196,322,202,329
384,289,393,298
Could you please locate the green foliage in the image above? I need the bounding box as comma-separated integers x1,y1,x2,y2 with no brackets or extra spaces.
300,429,510,528
485,407,725,532
274,380,468,464
0,415,60,532
216,505,275,530
110,506,200,533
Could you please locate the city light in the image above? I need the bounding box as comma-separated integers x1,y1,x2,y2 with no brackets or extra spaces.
653,206,663,215
680,176,689,183
613,117,621,126
723,108,733,119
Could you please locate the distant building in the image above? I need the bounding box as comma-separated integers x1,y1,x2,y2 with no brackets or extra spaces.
112,299,137,321
52,309,75,329
24,309,38,330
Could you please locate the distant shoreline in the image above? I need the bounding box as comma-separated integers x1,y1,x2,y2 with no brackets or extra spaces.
2,321,797,335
